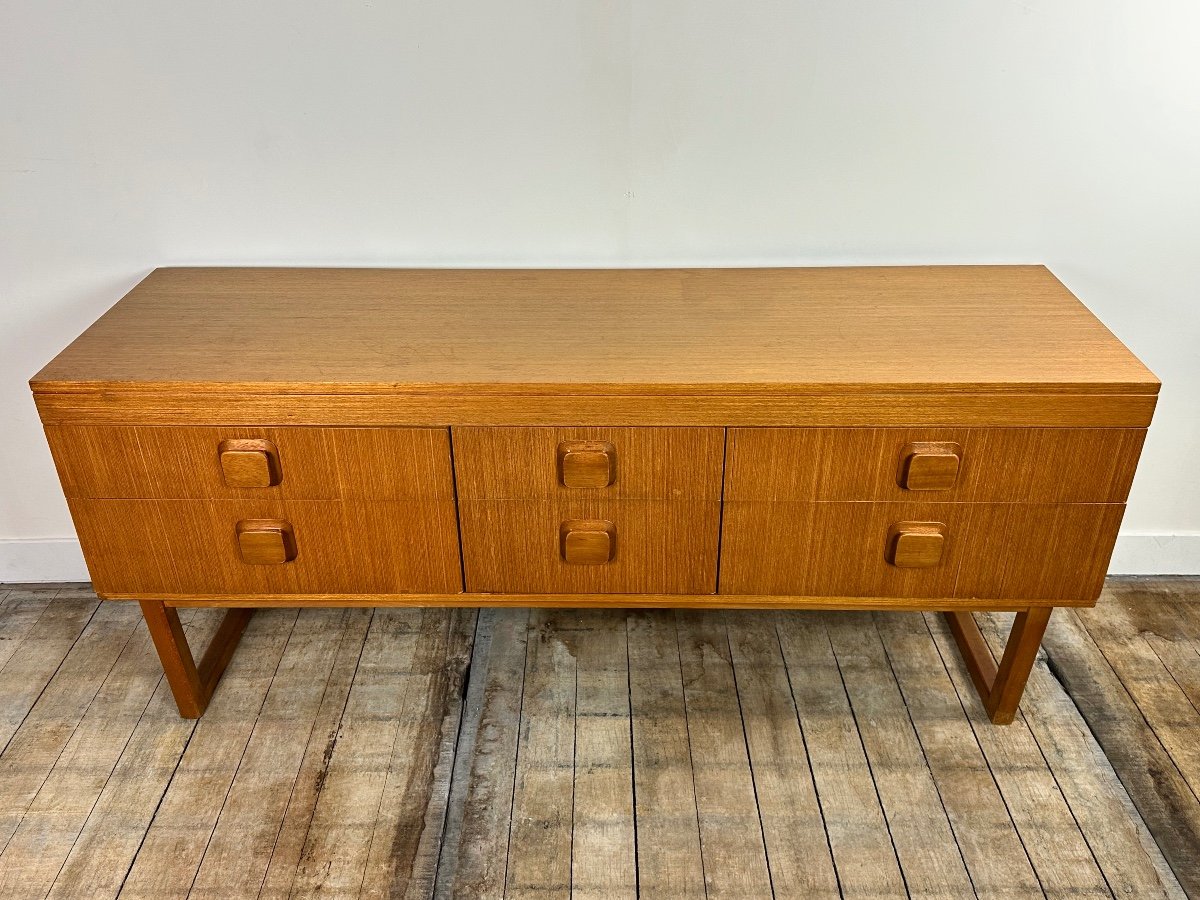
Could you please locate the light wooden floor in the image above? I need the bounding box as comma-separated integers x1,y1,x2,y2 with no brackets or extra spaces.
0,580,1197,898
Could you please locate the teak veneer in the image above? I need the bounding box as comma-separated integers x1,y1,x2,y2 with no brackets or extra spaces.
31,266,1159,723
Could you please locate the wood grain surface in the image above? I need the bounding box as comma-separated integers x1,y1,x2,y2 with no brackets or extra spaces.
725,426,1147,503
459,499,720,594
32,386,1159,427
30,266,1158,427
452,426,724,500
720,500,1125,602
1,586,1193,898
129,592,1070,611
69,498,463,596
46,425,454,500
32,266,1157,393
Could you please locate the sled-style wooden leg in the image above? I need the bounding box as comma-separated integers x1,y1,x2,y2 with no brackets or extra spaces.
944,607,1053,725
139,600,253,718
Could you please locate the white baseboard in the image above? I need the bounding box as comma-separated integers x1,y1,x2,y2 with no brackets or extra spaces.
0,539,90,584
1107,533,1200,576
1,533,1198,585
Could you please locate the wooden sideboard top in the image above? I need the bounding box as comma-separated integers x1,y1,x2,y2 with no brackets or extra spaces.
31,266,1159,427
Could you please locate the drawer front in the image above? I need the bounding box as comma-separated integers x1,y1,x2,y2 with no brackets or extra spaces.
452,427,724,500
70,498,463,596
46,425,454,500
719,501,1124,603
459,499,720,593
725,427,1145,503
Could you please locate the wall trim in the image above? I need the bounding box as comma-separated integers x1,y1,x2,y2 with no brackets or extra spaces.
2,533,1198,584
0,539,90,584
1107,533,1200,576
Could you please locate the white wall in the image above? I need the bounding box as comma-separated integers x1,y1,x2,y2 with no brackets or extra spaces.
2,0,1198,580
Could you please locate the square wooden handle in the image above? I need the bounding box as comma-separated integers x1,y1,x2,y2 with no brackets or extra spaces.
898,442,961,491
560,519,616,565
219,439,282,488
886,522,946,568
236,519,297,565
557,441,616,489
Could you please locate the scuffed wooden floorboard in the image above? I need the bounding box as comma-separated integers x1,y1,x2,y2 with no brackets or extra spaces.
0,584,1194,899
1036,580,1200,898
826,613,975,899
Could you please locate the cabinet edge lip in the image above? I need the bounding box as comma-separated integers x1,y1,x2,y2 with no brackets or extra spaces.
88,591,1089,611
30,390,1159,429
27,378,1163,396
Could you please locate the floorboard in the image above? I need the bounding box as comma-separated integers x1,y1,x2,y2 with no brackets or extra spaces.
568,609,636,900
726,611,839,898
626,610,707,899
827,614,975,899
921,613,1111,897
1039,580,1200,898
0,582,1195,898
47,612,222,900
677,610,774,899
119,608,300,899
189,608,350,898
437,607,530,898
875,611,1043,898
258,608,373,897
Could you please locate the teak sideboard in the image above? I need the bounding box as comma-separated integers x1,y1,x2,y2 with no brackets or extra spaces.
30,266,1159,724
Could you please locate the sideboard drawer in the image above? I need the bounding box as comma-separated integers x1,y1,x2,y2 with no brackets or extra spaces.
725,427,1145,503
45,425,455,501
452,427,724,500
719,500,1124,602
69,498,463,596
459,499,720,593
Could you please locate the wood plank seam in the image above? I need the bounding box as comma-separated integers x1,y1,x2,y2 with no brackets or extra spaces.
431,611,488,897
500,614,533,896
824,617,916,898
920,612,1050,896
268,609,374,897
34,628,174,897
920,612,1119,898
570,650,579,898
0,591,102,757
671,611,712,894
770,613,843,899
1070,610,1200,808
182,610,300,897
864,613,981,897
623,615,642,900
875,612,1044,895
245,609,358,899
720,611,778,898
978,609,1190,897
109,616,210,899
1139,634,1200,721
0,590,56,677
358,610,476,899
0,603,145,877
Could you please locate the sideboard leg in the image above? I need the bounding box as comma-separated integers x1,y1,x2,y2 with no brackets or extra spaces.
138,600,253,718
944,607,1053,725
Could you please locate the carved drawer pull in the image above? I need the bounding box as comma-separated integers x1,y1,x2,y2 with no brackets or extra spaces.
219,439,282,488
236,519,297,565
886,521,946,568
898,442,961,491
557,441,616,489
560,519,616,565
